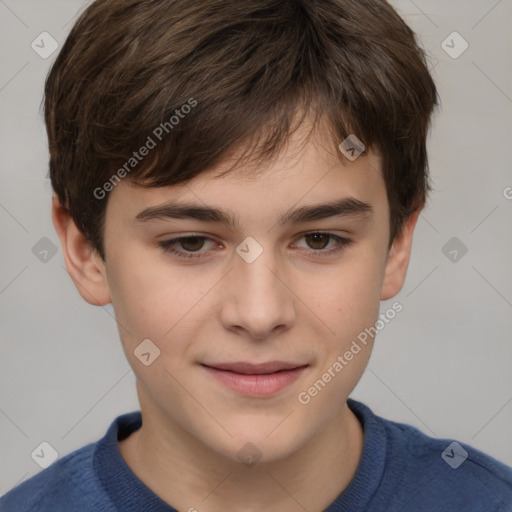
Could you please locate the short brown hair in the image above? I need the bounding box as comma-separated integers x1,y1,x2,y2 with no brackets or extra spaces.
45,0,438,260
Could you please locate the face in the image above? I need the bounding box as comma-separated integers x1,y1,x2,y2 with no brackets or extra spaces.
58,122,415,464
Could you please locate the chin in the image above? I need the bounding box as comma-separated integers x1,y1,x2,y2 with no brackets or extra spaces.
203,417,313,467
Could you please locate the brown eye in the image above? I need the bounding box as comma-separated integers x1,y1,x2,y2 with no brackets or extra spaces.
176,236,206,252
159,235,216,259
294,232,353,257
304,233,331,250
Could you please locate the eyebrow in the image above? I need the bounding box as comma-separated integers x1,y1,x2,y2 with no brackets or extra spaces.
133,196,373,228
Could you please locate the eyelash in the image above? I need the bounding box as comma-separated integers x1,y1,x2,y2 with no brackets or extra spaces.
158,232,353,260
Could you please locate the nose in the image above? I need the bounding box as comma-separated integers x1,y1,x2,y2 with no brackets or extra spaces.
219,247,296,340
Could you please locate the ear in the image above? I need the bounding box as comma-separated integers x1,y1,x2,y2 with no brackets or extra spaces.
52,195,111,306
380,210,421,301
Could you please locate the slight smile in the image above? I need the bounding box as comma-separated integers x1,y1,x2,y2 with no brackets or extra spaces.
201,361,309,397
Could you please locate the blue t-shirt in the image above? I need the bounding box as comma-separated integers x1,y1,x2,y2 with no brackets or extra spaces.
1,399,511,511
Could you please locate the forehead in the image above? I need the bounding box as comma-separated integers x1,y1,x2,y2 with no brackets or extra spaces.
105,123,387,231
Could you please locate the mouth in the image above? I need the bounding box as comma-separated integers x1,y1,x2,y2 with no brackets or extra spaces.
200,361,309,397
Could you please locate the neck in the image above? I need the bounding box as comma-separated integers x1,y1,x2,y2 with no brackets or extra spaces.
119,390,364,512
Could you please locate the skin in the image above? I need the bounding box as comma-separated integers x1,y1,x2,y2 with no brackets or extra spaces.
53,120,420,512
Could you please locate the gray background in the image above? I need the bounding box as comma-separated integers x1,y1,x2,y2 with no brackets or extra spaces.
1,0,511,495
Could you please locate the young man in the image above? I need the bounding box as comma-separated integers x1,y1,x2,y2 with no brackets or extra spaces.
2,0,511,510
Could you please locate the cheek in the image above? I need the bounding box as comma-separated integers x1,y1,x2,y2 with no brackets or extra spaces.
106,248,209,342
296,266,381,418
105,262,200,399
306,248,384,335
297,246,384,408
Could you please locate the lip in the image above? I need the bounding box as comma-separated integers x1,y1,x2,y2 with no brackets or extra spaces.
201,361,308,397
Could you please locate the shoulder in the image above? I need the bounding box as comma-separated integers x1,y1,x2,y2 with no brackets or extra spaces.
382,414,512,510
0,441,109,512
0,411,142,512
351,400,512,511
